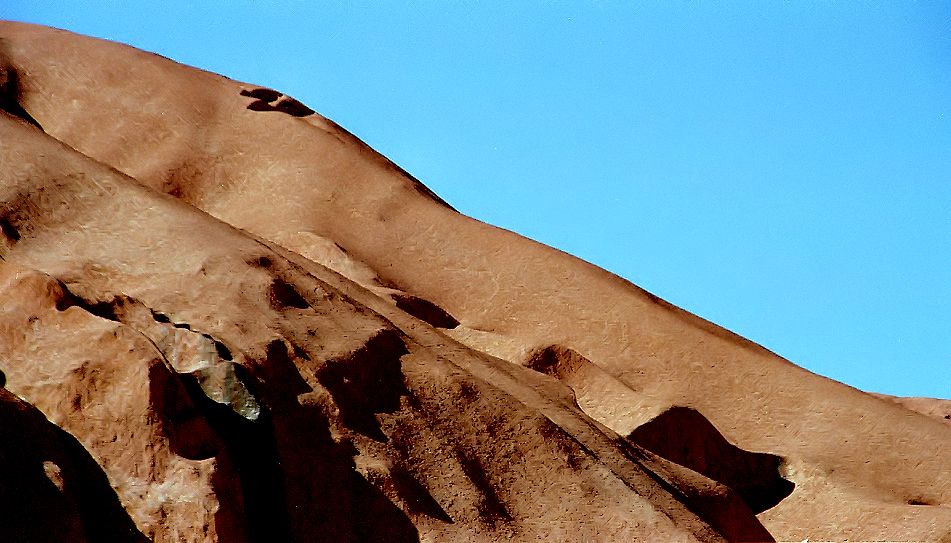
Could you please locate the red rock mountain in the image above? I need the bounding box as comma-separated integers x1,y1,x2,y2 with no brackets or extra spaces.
0,22,948,542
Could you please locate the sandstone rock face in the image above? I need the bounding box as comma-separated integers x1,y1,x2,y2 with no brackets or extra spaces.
0,21,948,542
870,393,951,428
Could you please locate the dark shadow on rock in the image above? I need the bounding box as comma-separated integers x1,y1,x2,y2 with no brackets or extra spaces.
386,466,453,523
452,446,512,526
240,87,282,102
171,364,292,543
240,87,314,117
392,294,460,329
316,329,410,441
616,436,775,542
267,392,420,543
272,97,314,117
156,332,418,543
268,277,311,310
246,99,276,112
0,47,43,130
0,217,19,244
148,360,222,461
0,389,148,543
627,406,795,514
258,339,312,397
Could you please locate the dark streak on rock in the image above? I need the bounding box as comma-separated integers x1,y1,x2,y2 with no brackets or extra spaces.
453,447,512,526
392,294,459,329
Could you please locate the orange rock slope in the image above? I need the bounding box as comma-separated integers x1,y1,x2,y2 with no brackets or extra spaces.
0,22,947,542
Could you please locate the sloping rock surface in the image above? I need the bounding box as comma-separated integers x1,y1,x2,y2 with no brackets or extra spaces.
0,21,948,542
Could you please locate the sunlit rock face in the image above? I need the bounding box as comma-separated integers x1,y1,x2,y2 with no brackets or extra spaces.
0,21,949,543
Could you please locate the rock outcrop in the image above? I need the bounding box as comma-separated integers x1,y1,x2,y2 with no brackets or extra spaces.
0,21,948,542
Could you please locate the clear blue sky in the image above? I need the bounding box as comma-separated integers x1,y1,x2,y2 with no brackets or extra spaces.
6,2,949,398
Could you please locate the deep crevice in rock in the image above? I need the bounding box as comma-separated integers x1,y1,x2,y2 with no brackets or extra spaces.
176,368,293,543
150,310,171,323
212,337,234,360
148,361,222,461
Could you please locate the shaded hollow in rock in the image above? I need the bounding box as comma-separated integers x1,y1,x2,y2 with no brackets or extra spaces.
392,294,460,329
0,217,19,243
525,344,588,379
627,406,795,513
175,365,291,543
148,360,222,460
0,62,42,130
273,97,314,117
612,436,775,542
240,87,282,102
246,99,276,112
268,277,310,310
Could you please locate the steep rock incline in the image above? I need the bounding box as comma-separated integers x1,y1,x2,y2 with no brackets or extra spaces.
0,111,769,541
1,21,949,541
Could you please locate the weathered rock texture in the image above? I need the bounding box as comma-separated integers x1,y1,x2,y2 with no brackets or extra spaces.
0,21,948,542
